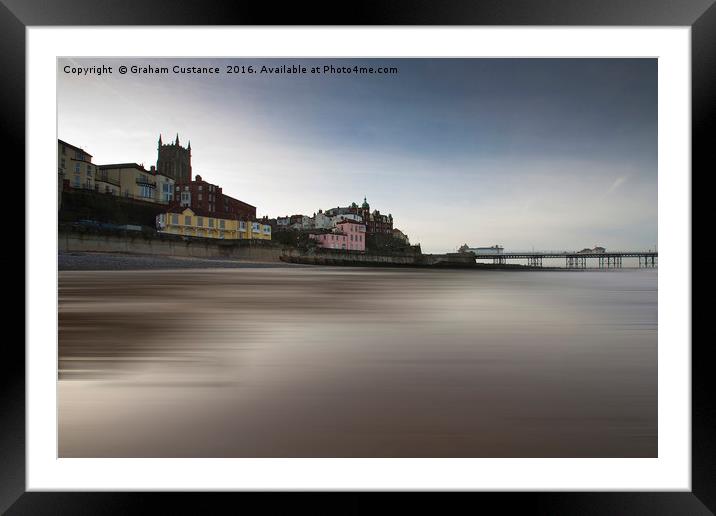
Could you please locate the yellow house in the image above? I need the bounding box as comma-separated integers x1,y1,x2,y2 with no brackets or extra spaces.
247,220,272,240
156,208,271,240
98,163,174,204
58,139,95,191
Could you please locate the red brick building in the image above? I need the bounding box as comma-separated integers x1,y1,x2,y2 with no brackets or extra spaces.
355,197,393,235
171,174,256,220
324,198,394,236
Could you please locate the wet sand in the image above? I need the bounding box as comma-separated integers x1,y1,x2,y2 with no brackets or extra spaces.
58,267,657,457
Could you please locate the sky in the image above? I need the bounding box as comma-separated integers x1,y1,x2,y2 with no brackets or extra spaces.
58,58,657,254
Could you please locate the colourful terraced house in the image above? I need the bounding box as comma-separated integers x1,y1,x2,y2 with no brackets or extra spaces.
156,208,271,240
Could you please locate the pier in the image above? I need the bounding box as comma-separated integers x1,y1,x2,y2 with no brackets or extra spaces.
466,250,657,269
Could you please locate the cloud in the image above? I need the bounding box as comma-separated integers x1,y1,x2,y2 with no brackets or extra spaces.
608,175,629,192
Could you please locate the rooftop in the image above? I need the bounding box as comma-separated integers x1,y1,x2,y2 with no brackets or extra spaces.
58,139,93,157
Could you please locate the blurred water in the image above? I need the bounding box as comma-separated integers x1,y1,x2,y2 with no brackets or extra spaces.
58,267,657,457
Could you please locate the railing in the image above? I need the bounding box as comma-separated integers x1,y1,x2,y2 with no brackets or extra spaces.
66,184,95,191
468,249,657,256
469,250,658,260
120,192,168,204
135,178,157,187
94,173,121,187
503,249,657,254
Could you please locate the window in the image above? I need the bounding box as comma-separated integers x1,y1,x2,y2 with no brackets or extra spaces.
239,221,246,230
198,185,203,191
171,214,179,225
198,194,202,201
197,217,204,227
180,191,191,207
73,176,80,187
175,186,180,191
161,183,173,202
184,216,191,226
219,219,225,229
74,163,80,173
208,219,214,228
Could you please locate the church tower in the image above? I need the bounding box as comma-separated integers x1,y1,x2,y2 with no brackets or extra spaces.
156,133,192,183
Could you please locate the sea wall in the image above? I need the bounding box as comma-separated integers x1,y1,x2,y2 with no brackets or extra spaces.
58,227,284,262
279,248,476,267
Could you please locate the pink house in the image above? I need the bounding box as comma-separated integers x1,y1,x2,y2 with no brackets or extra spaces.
310,220,366,251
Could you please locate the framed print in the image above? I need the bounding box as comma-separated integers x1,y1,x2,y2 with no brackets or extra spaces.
5,0,713,514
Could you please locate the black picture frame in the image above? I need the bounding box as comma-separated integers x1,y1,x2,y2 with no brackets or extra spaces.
5,1,712,514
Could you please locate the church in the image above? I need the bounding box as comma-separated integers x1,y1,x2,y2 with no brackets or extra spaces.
156,133,192,183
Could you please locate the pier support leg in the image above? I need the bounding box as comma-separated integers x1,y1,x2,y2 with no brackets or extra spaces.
527,256,543,267
566,256,585,269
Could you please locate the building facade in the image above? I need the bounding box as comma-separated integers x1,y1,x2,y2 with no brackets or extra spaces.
309,219,366,251
156,134,192,183
58,139,96,192
326,198,393,235
94,166,121,196
357,197,394,235
156,208,271,240
331,213,363,227
313,210,333,229
171,174,256,221
365,210,393,235
288,214,311,229
275,216,291,230
97,163,174,204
